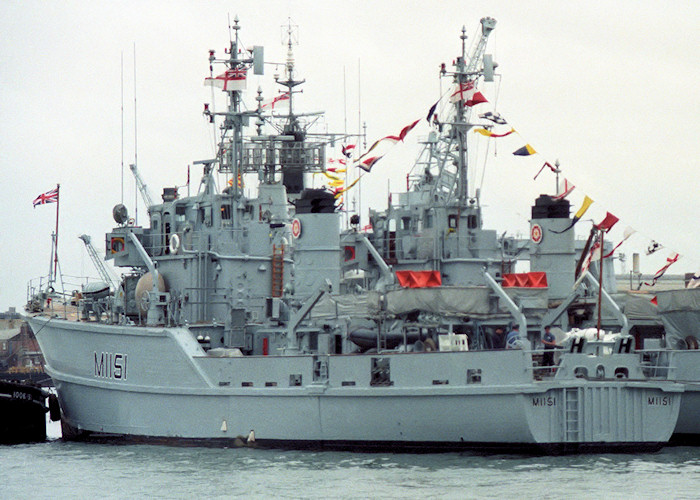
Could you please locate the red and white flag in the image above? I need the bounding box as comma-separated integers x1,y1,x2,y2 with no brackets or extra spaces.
204,68,247,91
449,80,488,106
552,178,575,200
33,186,59,207
341,144,356,158
359,156,384,172
645,253,680,287
603,226,636,258
261,91,290,110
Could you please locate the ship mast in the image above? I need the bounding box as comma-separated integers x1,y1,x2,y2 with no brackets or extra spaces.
428,17,496,208
204,16,262,229
225,18,244,204
277,19,305,132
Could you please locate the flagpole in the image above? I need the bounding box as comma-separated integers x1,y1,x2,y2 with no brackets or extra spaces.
48,232,54,287
53,183,61,284
597,228,603,340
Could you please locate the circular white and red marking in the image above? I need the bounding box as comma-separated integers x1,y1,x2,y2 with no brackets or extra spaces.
291,218,302,238
531,223,543,244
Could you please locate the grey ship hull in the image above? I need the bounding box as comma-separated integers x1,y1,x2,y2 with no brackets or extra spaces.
30,316,683,453
667,350,700,443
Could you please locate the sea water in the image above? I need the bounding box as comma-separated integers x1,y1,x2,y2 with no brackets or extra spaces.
1,417,698,499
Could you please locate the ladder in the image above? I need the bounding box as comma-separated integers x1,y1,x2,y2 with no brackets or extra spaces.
271,244,285,297
564,388,581,442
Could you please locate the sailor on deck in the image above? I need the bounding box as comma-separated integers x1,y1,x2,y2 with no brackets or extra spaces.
541,325,557,366
505,324,523,349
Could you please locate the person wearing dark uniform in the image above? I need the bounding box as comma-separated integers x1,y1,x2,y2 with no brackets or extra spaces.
491,328,505,349
541,325,557,367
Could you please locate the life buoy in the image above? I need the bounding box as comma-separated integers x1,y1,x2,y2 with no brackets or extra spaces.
169,234,181,254
686,336,699,350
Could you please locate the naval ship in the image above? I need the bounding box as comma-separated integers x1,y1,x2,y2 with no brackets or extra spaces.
26,18,686,453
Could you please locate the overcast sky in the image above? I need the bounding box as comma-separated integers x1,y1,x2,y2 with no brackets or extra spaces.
1,1,698,311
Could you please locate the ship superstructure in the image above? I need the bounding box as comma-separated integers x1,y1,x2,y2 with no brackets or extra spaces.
339,18,629,351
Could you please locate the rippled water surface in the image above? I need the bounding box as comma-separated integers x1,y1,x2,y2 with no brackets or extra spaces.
2,420,699,499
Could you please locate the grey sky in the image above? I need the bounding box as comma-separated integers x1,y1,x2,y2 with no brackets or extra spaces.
1,1,698,310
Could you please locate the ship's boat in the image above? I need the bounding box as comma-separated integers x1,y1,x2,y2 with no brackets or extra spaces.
0,380,59,444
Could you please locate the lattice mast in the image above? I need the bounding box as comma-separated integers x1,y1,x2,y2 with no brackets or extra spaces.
430,17,496,207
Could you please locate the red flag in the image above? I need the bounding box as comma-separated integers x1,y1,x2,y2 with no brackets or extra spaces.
33,187,59,207
382,119,421,143
356,119,421,164
341,144,356,157
359,156,383,172
595,212,619,233
533,161,557,180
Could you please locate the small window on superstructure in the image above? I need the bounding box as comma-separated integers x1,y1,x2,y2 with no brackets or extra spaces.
221,204,232,220
448,214,458,229
175,204,187,222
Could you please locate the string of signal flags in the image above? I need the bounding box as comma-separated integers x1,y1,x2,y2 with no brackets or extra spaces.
318,77,696,288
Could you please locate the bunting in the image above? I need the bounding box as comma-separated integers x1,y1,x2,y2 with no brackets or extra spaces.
603,227,636,258
426,100,439,123
550,195,593,234
552,178,575,200
513,144,537,156
358,156,384,172
341,144,356,158
533,161,557,180
473,127,515,138
645,253,681,287
595,212,619,233
334,177,361,198
385,119,421,143
575,232,603,286
574,227,597,281
646,240,663,255
326,82,690,280
322,171,341,181
356,119,420,164
479,111,507,125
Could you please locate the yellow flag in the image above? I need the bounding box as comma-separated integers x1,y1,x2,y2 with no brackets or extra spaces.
574,195,594,220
